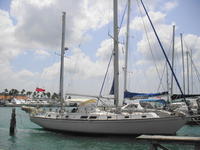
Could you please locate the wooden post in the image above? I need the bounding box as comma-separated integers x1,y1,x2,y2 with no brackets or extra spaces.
195,143,200,150
150,143,157,150
9,108,16,136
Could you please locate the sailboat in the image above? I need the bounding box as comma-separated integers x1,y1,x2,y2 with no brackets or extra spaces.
30,0,187,135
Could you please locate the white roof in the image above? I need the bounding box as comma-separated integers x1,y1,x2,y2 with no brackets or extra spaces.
64,98,93,103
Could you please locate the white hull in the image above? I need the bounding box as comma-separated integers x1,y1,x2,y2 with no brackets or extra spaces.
30,116,186,135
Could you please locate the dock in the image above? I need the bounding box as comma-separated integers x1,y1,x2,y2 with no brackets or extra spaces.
137,135,200,150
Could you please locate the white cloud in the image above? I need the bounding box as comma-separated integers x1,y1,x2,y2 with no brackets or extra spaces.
130,11,172,63
163,1,178,11
14,69,35,79
35,49,50,57
10,0,114,50
0,10,21,64
130,11,166,31
96,39,113,61
41,47,108,80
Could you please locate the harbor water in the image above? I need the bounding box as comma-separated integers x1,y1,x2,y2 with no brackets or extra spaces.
0,107,200,150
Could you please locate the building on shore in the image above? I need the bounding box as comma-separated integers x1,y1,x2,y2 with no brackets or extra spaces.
0,94,29,101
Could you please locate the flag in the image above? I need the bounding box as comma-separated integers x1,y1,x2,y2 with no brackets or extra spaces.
35,88,45,92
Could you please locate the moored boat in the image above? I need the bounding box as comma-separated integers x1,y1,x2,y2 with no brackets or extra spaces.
30,0,187,135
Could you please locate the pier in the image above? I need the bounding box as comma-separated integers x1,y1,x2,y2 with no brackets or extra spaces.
137,135,200,150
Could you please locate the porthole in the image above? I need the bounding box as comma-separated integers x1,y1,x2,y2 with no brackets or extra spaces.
80,116,88,119
89,116,97,119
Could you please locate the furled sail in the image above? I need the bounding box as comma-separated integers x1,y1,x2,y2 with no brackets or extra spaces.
124,91,168,99
109,80,168,99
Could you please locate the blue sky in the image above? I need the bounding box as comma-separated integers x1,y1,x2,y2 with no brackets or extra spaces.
0,0,200,96
165,0,200,36
0,0,11,11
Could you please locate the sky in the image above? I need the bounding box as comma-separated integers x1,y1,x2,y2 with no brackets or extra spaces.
0,0,200,97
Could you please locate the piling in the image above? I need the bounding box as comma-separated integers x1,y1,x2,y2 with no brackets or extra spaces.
9,108,16,136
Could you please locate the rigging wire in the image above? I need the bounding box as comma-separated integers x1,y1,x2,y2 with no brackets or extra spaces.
188,52,200,86
184,40,200,91
157,62,166,91
136,0,165,92
118,3,128,34
140,0,193,113
97,51,113,106
191,57,200,83
157,38,173,92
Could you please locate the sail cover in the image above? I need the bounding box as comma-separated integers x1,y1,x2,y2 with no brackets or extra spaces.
109,79,168,99
124,91,168,99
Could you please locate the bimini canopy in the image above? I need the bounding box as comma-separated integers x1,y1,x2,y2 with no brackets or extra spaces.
140,99,166,104
124,91,168,99
79,99,97,106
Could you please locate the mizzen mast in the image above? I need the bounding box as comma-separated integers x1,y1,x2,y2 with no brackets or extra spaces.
124,0,131,97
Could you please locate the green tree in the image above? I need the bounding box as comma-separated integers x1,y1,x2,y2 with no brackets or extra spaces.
41,92,46,98
9,89,19,96
21,89,26,95
46,92,51,98
4,88,8,93
51,92,59,100
26,91,32,97
4,89,9,95
33,91,37,98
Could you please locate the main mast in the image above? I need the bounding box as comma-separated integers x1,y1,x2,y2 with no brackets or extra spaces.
59,12,66,109
113,0,119,107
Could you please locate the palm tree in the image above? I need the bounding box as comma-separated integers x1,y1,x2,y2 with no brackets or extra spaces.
21,89,26,95
9,89,19,96
4,89,8,95
46,92,51,99
42,92,46,98
51,93,59,100
26,91,32,97
9,89,13,96
33,91,37,98
4,88,8,93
